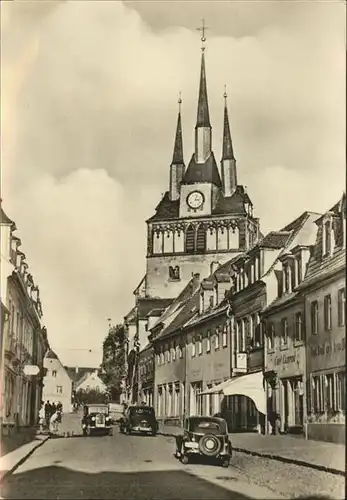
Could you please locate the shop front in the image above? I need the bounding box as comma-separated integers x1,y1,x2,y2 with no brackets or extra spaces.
265,342,306,435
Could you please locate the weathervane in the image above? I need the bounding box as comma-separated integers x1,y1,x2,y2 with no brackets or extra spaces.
196,18,208,51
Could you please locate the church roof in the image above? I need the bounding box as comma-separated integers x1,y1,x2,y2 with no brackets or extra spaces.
196,51,211,128
172,111,184,164
1,207,16,227
222,100,235,161
183,152,222,187
147,184,251,223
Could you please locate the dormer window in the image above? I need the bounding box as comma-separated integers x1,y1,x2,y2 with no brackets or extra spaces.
199,293,204,314
209,295,214,309
322,214,333,258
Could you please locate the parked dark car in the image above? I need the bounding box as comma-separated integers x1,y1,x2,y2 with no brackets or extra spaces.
119,405,158,436
81,404,113,436
175,416,232,467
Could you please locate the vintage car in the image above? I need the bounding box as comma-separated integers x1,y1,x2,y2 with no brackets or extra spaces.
119,405,158,436
175,416,232,467
81,404,113,436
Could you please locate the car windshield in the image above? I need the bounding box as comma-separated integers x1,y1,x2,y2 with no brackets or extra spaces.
129,407,154,416
87,406,108,414
187,418,226,434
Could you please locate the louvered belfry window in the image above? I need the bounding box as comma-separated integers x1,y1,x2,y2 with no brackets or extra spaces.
185,225,195,253
196,225,206,252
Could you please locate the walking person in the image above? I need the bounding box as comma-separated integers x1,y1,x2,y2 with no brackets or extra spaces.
49,409,61,435
44,401,51,429
39,402,46,434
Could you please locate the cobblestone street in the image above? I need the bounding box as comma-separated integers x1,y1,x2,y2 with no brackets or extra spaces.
1,415,345,499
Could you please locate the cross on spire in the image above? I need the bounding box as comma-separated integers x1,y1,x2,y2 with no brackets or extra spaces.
178,91,182,112
196,18,208,50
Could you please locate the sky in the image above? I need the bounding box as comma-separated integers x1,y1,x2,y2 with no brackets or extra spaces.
1,0,345,367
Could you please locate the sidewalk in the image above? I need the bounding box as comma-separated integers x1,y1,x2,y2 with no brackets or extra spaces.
159,424,345,476
0,433,49,481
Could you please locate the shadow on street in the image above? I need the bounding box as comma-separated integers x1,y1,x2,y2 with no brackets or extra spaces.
3,465,254,499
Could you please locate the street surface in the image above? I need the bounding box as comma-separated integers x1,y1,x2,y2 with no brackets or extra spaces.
1,425,344,500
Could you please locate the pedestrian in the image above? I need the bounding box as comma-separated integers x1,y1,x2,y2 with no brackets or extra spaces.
44,401,51,428
51,402,56,416
38,403,46,434
57,401,63,413
49,410,61,435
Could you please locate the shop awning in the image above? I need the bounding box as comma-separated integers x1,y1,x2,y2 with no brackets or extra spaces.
200,372,266,414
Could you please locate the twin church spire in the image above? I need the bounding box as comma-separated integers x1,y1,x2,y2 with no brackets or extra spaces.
169,23,237,201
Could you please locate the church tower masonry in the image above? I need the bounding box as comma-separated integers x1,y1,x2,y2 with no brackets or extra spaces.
145,27,261,299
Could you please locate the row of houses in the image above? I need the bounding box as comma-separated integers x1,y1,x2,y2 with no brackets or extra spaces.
127,199,345,444
120,39,345,444
0,203,50,435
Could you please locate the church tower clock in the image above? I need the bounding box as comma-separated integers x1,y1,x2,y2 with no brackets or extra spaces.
145,28,260,299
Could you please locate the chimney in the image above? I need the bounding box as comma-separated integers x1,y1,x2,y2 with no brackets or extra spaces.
75,366,79,374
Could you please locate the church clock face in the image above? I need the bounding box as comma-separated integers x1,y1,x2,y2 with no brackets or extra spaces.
187,191,204,209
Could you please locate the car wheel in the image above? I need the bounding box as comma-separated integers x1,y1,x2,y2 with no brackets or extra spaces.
221,458,230,468
151,430,157,437
180,454,189,465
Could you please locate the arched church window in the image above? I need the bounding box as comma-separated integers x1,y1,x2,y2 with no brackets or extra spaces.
185,225,195,254
196,225,206,252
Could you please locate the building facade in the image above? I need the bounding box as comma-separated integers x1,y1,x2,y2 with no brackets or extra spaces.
1,205,48,434
299,195,346,444
42,349,72,412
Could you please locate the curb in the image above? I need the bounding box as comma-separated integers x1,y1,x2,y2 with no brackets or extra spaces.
158,431,344,477
1,435,50,482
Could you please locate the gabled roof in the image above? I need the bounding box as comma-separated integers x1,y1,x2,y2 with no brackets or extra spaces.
45,349,59,360
259,231,291,249
75,371,105,390
182,152,222,187
157,291,200,341
124,306,137,323
137,298,174,319
151,275,201,339
0,207,15,226
147,192,180,222
65,367,98,385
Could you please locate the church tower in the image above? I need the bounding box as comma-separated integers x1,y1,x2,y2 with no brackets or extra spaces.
145,25,260,299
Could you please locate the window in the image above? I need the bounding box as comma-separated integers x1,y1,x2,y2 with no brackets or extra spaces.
311,301,319,335
56,386,63,394
337,372,346,411
222,325,227,347
169,266,180,280
172,342,176,361
312,376,322,412
185,225,195,253
209,295,214,308
295,312,303,342
284,265,290,293
167,348,171,363
215,330,220,350
160,352,164,364
323,219,332,256
198,336,202,355
267,323,274,351
296,254,302,284
281,318,288,346
325,374,335,411
206,331,211,353
52,370,57,378
338,288,345,326
191,339,196,357
324,295,332,331
178,345,183,358
196,225,206,252
237,320,245,352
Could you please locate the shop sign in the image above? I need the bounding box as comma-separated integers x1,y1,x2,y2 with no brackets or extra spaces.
310,338,345,357
275,353,296,366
